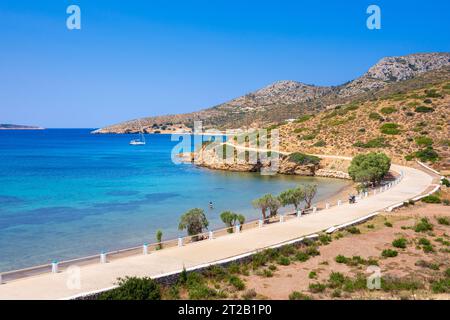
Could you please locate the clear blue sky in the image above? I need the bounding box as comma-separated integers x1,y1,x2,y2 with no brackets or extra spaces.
1,0,449,128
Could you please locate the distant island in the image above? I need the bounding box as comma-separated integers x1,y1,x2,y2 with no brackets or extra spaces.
0,124,44,130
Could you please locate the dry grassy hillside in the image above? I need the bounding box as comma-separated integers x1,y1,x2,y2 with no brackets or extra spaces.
278,81,450,172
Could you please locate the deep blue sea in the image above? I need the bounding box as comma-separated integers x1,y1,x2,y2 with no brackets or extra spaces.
0,129,350,271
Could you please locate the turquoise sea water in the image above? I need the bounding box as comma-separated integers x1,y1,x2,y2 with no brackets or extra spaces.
0,129,350,271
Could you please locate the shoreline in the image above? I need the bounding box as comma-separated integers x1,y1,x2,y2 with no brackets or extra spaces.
0,161,436,299
0,170,352,281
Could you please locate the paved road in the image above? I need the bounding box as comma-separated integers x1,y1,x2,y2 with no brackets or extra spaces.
0,163,435,299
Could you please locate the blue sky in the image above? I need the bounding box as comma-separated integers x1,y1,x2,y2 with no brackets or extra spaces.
0,0,449,128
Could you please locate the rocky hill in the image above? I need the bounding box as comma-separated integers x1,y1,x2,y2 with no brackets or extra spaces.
94,52,450,133
276,72,450,172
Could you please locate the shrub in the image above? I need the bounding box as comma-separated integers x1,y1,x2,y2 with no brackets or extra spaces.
369,112,383,121
392,238,408,249
442,178,450,187
384,221,393,228
313,140,326,147
414,218,433,232
318,233,332,245
308,283,326,293
335,255,349,264
346,226,361,234
328,272,346,288
437,217,450,226
353,137,388,148
288,153,321,165
380,123,401,135
301,133,317,141
289,291,313,300
229,275,245,291
98,277,161,300
418,238,431,246
277,256,291,266
431,279,450,293
381,276,423,291
415,106,434,113
415,136,433,147
421,195,441,204
381,249,398,258
295,252,310,262
414,147,439,162
309,271,317,279
348,152,391,185
380,107,397,115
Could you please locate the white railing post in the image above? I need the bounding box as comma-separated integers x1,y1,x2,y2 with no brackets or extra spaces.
296,210,301,218
313,207,317,214
209,231,213,240
258,219,263,227
0,274,2,285
337,200,342,206
100,252,107,264
51,260,59,274
143,243,148,255
325,203,330,209
178,237,183,247
280,215,284,223
235,223,241,233
365,191,368,197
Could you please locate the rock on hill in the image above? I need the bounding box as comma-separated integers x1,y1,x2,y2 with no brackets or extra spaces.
94,52,450,133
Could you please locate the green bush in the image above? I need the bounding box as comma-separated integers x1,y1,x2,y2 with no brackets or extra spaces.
228,275,245,291
348,152,391,185
414,147,439,162
431,279,450,293
98,277,161,300
384,221,393,227
313,140,326,147
441,178,450,187
380,107,397,115
277,256,291,266
328,272,347,288
392,238,408,249
437,217,450,226
335,255,349,264
295,252,310,262
308,282,326,293
421,195,441,204
369,112,383,121
381,249,398,258
289,291,313,300
415,136,433,147
308,271,317,279
318,233,332,245
288,153,321,165
300,133,317,141
346,226,361,234
414,218,433,232
415,106,434,113
380,123,401,135
353,137,388,148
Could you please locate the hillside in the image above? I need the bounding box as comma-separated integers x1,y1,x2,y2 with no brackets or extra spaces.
276,72,450,172
94,52,450,133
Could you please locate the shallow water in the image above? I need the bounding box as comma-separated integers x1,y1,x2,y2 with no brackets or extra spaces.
0,129,350,271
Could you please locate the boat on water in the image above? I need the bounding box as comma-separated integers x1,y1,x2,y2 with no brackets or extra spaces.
129,120,146,145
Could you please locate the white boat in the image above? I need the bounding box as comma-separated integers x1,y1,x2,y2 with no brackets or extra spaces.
129,120,146,146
